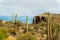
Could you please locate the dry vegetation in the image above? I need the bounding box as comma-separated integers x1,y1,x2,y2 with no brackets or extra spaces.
0,12,60,40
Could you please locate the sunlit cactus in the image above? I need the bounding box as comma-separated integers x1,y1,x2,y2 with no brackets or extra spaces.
26,16,28,32
50,16,52,40
47,13,50,40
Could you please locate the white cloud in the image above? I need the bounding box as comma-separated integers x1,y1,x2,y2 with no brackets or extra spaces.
56,0,60,3
0,0,5,3
0,0,60,16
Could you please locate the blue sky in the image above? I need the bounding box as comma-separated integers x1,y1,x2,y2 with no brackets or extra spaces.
0,0,60,16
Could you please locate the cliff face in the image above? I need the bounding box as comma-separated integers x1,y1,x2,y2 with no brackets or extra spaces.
32,12,60,24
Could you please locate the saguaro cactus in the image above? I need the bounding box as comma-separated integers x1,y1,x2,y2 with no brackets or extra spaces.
15,14,17,24
14,14,17,33
26,16,28,32
50,19,52,40
47,12,50,40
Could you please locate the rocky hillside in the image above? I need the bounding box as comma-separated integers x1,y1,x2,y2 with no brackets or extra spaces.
32,12,60,40
32,12,60,25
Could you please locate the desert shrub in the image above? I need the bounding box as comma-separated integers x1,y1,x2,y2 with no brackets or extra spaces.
0,27,8,40
8,28,14,33
17,32,36,40
37,21,45,28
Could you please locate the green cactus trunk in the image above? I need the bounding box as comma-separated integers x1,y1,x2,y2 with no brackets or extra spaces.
47,12,50,40
14,14,17,33
26,16,28,32
50,19,52,40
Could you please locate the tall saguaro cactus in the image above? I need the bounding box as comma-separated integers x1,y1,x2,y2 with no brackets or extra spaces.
14,14,17,33
15,14,17,24
26,16,28,32
47,12,52,40
50,18,52,40
47,12,50,40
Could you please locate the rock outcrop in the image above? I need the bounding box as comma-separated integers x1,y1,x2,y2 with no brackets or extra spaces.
32,16,47,24
32,12,60,24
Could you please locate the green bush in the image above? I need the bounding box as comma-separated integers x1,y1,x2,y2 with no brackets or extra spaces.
0,27,8,40
18,32,36,40
37,21,45,26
